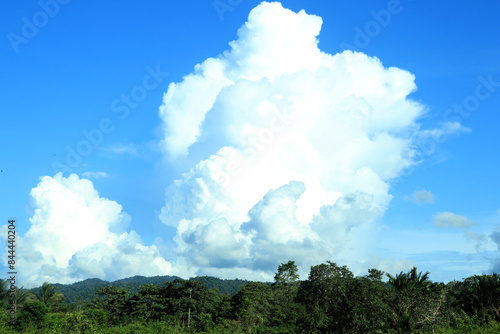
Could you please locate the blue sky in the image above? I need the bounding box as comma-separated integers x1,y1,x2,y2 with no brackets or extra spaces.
0,0,499,287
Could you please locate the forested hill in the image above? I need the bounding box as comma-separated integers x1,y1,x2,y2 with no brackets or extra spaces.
29,275,253,304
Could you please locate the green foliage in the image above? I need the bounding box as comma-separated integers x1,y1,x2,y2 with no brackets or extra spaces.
13,288,35,307
0,279,9,302
47,278,110,305
162,279,213,326
84,307,109,328
274,261,299,285
191,276,253,295
386,266,431,292
347,274,393,332
33,282,64,311
29,275,248,306
15,300,48,330
128,284,166,322
41,311,97,333
196,312,214,331
8,263,500,333
0,280,36,312
91,285,130,325
445,273,500,332
127,278,218,329
0,309,15,333
233,282,273,331
296,261,356,332
34,282,56,305
268,261,303,330
386,267,447,333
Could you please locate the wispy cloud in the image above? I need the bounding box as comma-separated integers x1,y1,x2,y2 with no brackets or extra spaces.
419,121,471,141
433,211,477,229
465,231,489,252
405,189,435,205
103,143,140,157
82,171,110,179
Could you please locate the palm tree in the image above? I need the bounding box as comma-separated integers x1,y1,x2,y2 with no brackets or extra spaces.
35,282,64,307
386,267,433,331
386,267,431,291
0,279,8,303
14,287,35,307
456,274,500,321
0,280,36,310
408,267,431,289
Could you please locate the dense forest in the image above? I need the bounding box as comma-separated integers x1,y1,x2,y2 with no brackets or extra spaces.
2,261,500,333
29,275,252,305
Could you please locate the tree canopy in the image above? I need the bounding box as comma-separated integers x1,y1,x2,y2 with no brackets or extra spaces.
3,262,500,333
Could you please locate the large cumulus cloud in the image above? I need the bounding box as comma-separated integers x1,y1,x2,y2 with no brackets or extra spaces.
158,2,465,279
9,174,172,287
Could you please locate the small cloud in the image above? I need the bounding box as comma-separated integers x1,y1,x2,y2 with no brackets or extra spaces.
419,121,471,141
82,171,110,179
465,231,485,242
497,209,500,215
433,211,476,229
405,189,435,205
465,231,488,252
104,144,140,156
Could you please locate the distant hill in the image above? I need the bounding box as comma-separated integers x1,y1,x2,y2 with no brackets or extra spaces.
29,275,253,305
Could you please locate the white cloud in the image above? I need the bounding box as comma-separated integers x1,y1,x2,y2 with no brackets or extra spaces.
8,174,173,287
405,189,435,204
103,143,140,156
81,171,110,179
433,211,477,229
418,121,471,141
156,2,466,279
159,58,233,158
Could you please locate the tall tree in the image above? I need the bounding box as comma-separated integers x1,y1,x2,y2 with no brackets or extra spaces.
386,267,431,291
451,274,500,323
35,282,54,305
296,261,356,332
386,267,443,332
91,285,129,325
233,282,273,331
345,269,393,333
162,279,212,326
128,284,165,322
271,261,302,330
274,261,300,285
